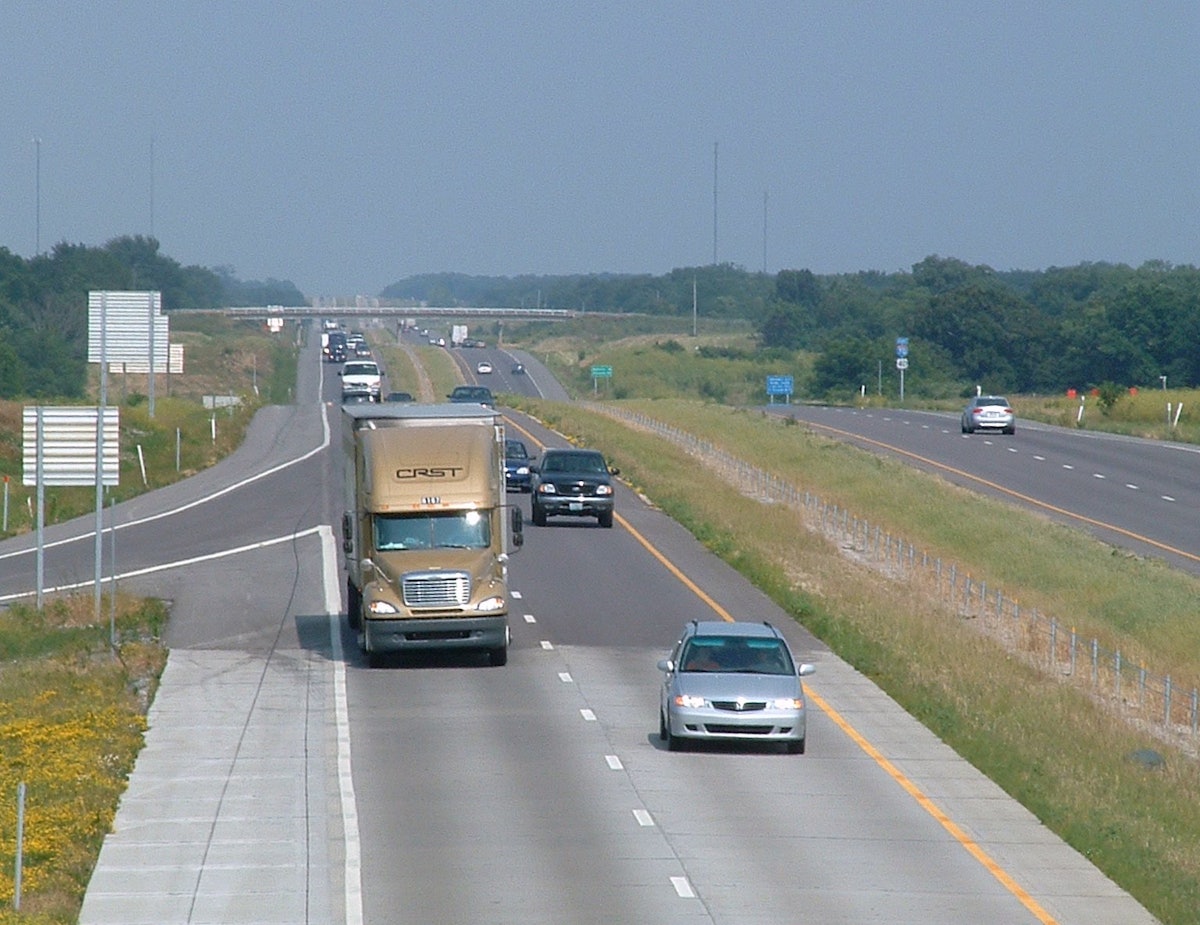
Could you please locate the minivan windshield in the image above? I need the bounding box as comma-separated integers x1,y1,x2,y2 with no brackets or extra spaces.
679,637,794,675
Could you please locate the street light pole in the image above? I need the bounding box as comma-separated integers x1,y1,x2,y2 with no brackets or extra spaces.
32,137,41,256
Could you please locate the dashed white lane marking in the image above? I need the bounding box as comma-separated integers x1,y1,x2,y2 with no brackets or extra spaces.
671,876,695,898
1126,484,1139,490
511,590,523,599
558,672,573,683
1163,495,1177,502
580,709,597,722
605,755,623,770
540,640,554,650
633,809,654,827
523,613,536,623
1062,464,1074,470
1094,473,1106,479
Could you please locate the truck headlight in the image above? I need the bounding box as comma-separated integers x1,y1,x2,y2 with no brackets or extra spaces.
475,595,506,613
367,600,399,615
537,484,557,494
595,484,613,495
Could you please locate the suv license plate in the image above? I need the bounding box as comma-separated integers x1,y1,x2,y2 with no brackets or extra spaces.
569,501,583,512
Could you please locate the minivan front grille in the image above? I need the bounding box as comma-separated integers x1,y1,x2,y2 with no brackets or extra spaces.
402,572,471,608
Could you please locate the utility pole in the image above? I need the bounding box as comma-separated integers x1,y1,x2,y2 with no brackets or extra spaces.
32,137,41,256
149,135,155,237
712,141,719,265
762,190,768,274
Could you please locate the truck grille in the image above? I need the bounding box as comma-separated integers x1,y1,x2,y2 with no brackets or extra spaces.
402,572,471,608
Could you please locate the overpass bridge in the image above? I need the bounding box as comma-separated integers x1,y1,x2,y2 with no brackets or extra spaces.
180,305,579,322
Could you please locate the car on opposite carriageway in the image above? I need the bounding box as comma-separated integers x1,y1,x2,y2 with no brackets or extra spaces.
961,395,1015,435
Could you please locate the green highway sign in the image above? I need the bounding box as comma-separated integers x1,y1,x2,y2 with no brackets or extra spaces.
591,365,613,378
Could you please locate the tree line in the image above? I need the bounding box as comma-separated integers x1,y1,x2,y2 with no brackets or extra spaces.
0,236,304,399
385,256,1200,398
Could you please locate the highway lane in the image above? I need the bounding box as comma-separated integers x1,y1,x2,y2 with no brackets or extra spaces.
57,333,1161,923
344,409,1152,925
768,404,1200,574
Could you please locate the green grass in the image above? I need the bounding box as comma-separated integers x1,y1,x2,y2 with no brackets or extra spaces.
0,596,166,923
514,396,1200,925
0,318,299,538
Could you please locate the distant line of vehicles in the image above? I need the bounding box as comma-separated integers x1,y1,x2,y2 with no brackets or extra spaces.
326,317,821,758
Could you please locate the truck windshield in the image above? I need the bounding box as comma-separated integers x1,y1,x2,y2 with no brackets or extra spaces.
374,510,491,551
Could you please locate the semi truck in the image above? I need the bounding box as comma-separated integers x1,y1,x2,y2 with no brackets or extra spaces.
341,402,523,666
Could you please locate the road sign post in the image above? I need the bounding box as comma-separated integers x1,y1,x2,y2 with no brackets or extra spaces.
896,337,910,402
590,365,613,395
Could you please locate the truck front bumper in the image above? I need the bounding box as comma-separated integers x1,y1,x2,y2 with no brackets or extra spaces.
362,614,507,655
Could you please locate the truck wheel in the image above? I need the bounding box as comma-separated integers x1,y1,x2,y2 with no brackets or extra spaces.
531,504,547,526
346,579,362,630
598,511,614,528
488,645,508,667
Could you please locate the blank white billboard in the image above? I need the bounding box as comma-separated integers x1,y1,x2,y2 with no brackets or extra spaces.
87,291,169,373
22,407,120,487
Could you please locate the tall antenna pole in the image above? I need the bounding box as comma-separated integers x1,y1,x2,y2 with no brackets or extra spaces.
762,190,768,274
149,135,155,237
712,141,718,265
32,137,41,256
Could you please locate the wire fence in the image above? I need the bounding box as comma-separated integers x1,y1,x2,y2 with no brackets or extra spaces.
588,403,1200,752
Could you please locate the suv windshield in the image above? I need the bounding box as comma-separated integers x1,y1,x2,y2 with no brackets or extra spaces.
449,386,494,403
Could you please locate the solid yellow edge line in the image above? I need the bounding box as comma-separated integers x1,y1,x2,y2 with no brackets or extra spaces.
807,417,1200,566
806,687,1059,924
616,513,1059,925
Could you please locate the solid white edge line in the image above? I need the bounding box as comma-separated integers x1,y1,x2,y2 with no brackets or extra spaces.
0,527,325,602
323,526,364,925
0,403,332,563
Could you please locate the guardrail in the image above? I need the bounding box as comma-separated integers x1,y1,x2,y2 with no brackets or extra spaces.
588,402,1200,753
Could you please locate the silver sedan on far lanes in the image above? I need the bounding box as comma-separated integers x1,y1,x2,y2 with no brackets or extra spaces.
961,395,1015,434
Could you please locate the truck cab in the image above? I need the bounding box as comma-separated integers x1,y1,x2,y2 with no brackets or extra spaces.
341,403,523,666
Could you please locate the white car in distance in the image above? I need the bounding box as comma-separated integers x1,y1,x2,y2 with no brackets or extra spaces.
341,360,382,398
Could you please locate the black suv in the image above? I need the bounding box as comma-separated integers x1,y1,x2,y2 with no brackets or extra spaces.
530,448,618,528
447,385,495,407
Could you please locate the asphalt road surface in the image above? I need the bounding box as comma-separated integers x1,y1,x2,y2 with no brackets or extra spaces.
0,335,1159,924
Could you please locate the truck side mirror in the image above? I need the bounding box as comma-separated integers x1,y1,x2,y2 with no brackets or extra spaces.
510,507,524,548
341,512,353,554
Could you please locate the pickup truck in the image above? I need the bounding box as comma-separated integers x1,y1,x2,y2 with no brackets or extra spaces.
341,360,382,398
530,448,618,528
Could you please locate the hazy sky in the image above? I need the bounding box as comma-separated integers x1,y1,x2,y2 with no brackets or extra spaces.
4,2,1200,298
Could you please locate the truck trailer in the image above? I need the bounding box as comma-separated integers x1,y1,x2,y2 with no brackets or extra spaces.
341,403,522,666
